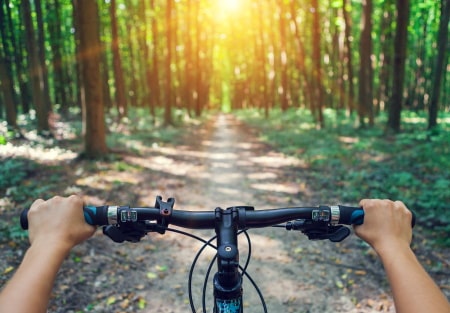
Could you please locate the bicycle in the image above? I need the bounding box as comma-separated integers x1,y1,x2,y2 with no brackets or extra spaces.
20,196,415,313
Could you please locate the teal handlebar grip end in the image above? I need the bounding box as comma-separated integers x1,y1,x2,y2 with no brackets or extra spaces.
350,210,364,225
83,206,97,225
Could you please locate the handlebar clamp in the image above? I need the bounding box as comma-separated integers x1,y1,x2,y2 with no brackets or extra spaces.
153,196,175,234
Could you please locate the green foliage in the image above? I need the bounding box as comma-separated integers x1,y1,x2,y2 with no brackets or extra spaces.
0,158,57,206
106,108,197,153
0,218,28,243
238,108,450,246
0,159,31,190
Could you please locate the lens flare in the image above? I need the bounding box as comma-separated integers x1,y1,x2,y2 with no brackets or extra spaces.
217,0,240,12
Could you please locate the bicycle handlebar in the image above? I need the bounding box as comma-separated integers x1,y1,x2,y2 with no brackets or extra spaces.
17,197,417,312
19,202,416,230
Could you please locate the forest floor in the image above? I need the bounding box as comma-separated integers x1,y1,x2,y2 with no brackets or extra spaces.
1,114,449,313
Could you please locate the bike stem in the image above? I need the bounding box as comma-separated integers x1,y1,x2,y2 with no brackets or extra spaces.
213,207,243,313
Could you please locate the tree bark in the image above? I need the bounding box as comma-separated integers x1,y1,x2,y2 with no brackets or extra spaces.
428,0,449,130
358,0,374,127
311,0,324,128
110,0,127,118
0,49,17,129
74,0,108,158
21,0,50,132
342,0,356,115
387,0,410,132
164,0,174,124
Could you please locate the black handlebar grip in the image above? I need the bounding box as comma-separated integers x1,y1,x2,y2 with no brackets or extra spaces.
83,205,110,226
337,206,365,225
19,205,110,230
20,209,29,230
338,205,416,227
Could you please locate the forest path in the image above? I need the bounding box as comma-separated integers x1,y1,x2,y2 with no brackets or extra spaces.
20,114,397,313
87,113,391,313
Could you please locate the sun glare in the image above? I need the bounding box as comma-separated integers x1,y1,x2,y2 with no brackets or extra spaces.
217,0,240,12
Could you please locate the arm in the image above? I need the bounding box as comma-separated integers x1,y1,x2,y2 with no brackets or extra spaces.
0,195,96,313
355,199,449,313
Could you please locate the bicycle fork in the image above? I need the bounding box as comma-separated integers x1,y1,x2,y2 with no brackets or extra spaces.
213,207,244,313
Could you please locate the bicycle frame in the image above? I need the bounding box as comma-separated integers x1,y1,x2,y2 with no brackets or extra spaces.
213,206,244,313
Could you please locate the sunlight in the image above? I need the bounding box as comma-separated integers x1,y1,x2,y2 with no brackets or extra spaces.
217,0,240,12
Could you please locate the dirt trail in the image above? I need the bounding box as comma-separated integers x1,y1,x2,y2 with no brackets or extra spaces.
4,114,413,313
75,113,394,313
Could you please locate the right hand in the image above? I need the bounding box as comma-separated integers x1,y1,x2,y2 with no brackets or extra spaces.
354,199,413,257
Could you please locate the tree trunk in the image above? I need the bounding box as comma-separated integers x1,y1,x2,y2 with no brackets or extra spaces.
0,0,20,115
74,0,108,158
47,0,69,114
311,0,324,128
110,0,127,118
150,0,160,116
184,0,193,116
289,1,312,112
35,0,53,115
358,0,374,127
194,0,202,117
342,0,355,115
428,0,449,130
0,50,17,129
278,0,289,111
387,0,410,133
375,0,394,114
164,0,174,124
21,0,50,132
139,0,153,114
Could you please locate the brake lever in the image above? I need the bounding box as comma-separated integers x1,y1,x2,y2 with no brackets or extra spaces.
303,225,351,242
285,219,351,242
103,223,147,243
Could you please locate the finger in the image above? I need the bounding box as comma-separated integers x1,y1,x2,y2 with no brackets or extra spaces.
30,199,45,211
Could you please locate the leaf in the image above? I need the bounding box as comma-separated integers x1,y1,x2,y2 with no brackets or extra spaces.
138,298,147,309
106,296,116,305
147,272,157,279
156,265,168,272
3,266,14,274
120,298,129,309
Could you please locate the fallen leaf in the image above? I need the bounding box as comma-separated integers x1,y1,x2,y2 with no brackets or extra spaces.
120,298,129,309
107,296,116,305
147,272,157,279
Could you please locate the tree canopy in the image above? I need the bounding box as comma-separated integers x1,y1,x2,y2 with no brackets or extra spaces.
0,0,448,154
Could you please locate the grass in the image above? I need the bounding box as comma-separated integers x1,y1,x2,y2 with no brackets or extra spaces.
1,107,449,245
237,108,450,246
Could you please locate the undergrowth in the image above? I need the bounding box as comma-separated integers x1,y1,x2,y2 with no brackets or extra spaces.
237,108,450,247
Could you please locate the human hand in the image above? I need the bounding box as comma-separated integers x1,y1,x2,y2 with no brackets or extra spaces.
27,195,96,253
354,199,413,257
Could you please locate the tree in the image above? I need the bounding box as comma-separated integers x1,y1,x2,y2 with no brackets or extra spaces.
110,0,127,118
0,0,17,127
73,0,107,158
164,0,174,125
387,0,410,132
358,0,374,127
0,45,17,129
311,0,324,128
46,0,69,115
278,0,289,111
21,0,50,133
342,0,355,114
428,0,449,130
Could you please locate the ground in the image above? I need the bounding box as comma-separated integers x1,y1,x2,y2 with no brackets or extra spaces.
0,114,448,313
